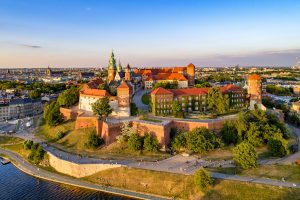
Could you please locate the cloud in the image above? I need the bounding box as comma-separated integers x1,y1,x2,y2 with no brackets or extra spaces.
85,7,92,11
20,44,42,49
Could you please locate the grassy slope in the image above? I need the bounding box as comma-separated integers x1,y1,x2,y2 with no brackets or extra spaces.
84,167,300,200
0,136,23,145
37,121,170,161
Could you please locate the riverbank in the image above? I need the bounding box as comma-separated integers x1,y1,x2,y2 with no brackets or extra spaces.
1,147,300,200
0,148,169,200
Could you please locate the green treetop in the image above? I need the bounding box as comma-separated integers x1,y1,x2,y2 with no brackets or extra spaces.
108,51,117,70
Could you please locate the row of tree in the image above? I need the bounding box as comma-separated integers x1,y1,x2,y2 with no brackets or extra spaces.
43,87,80,126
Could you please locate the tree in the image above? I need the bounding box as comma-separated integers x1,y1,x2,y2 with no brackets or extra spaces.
91,97,113,120
23,140,33,150
44,101,63,126
29,89,41,99
268,135,289,157
245,122,264,147
128,133,143,151
194,168,214,191
98,83,109,91
207,87,229,114
185,127,222,153
85,129,103,149
221,121,238,145
28,143,46,165
233,142,257,169
116,122,136,143
172,101,183,118
143,133,159,152
171,133,187,152
57,87,79,108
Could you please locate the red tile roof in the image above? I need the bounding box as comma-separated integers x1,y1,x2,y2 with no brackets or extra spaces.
171,88,209,96
118,81,131,89
154,73,187,81
151,84,243,96
151,87,173,95
81,88,108,97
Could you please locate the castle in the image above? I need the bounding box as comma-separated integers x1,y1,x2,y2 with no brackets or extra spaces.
134,63,195,89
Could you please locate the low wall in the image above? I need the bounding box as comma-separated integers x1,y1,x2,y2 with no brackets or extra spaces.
75,116,99,129
60,107,84,120
48,152,122,178
171,119,224,133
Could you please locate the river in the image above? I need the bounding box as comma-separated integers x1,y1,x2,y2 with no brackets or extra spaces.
0,159,134,200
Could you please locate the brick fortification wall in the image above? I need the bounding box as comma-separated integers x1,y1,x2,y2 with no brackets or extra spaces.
132,121,171,147
60,107,84,120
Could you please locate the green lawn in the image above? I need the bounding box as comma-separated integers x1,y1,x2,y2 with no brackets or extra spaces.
0,136,23,145
139,117,162,123
84,167,300,200
208,164,300,183
141,93,150,105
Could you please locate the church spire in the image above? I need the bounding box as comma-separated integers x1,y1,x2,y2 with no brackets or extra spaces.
117,59,123,72
108,51,117,70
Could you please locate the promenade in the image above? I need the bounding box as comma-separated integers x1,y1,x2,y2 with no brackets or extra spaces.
0,148,169,200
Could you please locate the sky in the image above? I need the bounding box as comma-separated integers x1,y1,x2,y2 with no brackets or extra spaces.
1,0,300,68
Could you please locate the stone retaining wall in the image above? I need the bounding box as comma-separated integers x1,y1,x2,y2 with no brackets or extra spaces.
48,152,122,178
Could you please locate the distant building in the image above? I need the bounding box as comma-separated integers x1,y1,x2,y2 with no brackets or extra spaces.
46,67,64,77
0,98,43,121
78,72,95,80
151,84,245,116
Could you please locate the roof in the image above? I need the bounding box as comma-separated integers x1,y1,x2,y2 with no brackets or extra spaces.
248,74,261,81
153,73,187,81
151,84,243,97
81,89,108,97
171,88,209,96
187,63,195,68
151,87,173,95
220,84,242,93
117,81,131,89
86,78,104,89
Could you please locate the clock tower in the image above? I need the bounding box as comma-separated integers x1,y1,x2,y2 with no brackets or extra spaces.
108,51,117,82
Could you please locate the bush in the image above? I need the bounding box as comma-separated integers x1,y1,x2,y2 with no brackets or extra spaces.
23,140,33,150
233,142,257,169
130,103,138,116
268,136,289,157
194,168,214,190
28,143,46,165
221,121,238,145
143,133,159,152
186,128,222,153
128,133,143,151
85,130,103,149
171,134,187,152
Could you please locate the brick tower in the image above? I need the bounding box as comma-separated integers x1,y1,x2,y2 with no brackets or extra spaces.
186,63,195,87
117,81,132,107
248,74,265,110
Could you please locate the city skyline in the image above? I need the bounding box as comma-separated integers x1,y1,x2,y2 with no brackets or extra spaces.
1,0,300,67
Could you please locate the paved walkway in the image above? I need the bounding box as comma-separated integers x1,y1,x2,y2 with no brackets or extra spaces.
0,148,169,200
133,89,149,111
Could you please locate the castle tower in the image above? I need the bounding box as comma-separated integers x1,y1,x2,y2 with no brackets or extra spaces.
117,81,132,107
248,74,265,110
186,63,195,87
108,51,117,82
125,64,131,81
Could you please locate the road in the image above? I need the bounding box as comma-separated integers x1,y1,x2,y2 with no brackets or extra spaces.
0,147,169,200
133,89,149,111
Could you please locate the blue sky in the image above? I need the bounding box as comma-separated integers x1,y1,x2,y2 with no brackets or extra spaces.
1,0,300,67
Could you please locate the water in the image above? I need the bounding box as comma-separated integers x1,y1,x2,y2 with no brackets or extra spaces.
0,161,133,200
